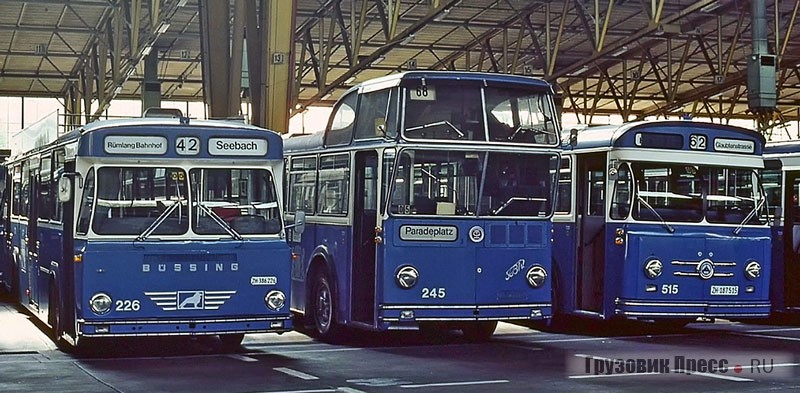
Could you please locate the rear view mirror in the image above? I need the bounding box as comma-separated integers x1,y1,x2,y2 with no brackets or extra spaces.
57,175,73,203
286,210,306,236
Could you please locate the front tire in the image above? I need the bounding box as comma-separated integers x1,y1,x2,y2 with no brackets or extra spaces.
48,283,68,349
219,333,245,350
311,272,340,341
461,321,497,342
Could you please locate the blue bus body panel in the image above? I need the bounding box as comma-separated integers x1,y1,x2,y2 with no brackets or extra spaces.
554,222,771,319
379,218,552,323
76,239,292,336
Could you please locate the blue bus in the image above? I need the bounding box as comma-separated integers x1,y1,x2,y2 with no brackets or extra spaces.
284,71,561,341
553,121,770,326
763,141,800,316
0,114,291,348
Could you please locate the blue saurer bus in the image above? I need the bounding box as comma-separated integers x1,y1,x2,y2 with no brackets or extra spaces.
763,141,800,316
284,71,561,341
0,114,291,348
553,121,770,326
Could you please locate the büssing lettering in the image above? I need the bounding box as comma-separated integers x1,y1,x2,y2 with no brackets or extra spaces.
142,263,239,273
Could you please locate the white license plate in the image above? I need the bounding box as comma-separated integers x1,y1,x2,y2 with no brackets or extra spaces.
710,285,739,296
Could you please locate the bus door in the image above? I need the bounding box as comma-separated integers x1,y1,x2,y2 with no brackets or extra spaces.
783,171,800,310
352,151,379,324
575,153,606,313
26,173,40,309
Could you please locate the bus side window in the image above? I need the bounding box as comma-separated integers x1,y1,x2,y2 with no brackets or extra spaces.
77,169,95,235
325,92,357,146
555,157,572,214
587,169,605,216
355,89,391,140
610,165,631,219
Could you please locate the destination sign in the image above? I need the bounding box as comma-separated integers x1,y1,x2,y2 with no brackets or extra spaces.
104,135,168,155
713,138,754,154
399,225,458,242
208,138,268,156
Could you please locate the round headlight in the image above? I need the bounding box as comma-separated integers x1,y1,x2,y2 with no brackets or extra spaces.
265,290,286,310
526,265,548,288
396,265,419,289
744,260,761,280
89,293,113,315
644,259,663,279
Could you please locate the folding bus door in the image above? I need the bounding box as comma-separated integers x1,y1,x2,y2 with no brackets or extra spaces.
784,171,800,310
575,153,606,313
352,151,379,324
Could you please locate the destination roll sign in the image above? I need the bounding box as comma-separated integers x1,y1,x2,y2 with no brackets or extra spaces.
208,137,268,156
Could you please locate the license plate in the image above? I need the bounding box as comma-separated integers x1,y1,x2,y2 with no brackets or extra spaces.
710,285,738,296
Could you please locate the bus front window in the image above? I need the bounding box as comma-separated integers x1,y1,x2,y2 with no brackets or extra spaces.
191,168,281,235
628,163,765,225
484,87,559,145
391,150,481,216
403,82,483,141
92,167,189,236
706,168,765,225
389,150,556,217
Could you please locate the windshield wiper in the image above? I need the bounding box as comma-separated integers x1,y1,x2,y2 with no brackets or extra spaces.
136,200,182,241
492,196,546,215
637,195,675,233
196,202,243,240
507,126,553,141
733,198,765,235
406,120,465,138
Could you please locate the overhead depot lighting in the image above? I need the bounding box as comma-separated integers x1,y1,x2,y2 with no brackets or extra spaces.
142,44,153,56
371,55,386,65
700,0,721,13
113,85,123,95
400,34,415,46
610,46,628,57
156,22,171,34
321,92,332,100
345,76,356,84
433,8,450,22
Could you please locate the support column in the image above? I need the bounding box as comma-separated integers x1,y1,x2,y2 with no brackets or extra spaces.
246,0,295,132
142,50,162,112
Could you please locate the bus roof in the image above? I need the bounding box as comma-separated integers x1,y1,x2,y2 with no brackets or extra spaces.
11,117,284,161
764,139,800,156
283,132,324,154
350,70,553,95
564,120,765,154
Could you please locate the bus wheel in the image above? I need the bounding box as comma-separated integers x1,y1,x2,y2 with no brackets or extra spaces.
219,333,245,350
461,321,497,342
47,284,67,349
311,272,339,340
656,318,696,329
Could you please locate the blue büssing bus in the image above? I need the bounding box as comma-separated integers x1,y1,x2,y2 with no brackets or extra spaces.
284,71,561,341
763,141,800,316
553,121,770,326
0,115,291,348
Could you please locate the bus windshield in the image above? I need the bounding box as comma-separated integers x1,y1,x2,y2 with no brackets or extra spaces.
612,162,766,225
190,168,281,235
92,167,189,235
402,81,558,145
390,149,556,217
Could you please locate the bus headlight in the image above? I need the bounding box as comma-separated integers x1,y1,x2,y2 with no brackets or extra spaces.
644,259,663,279
396,265,419,289
264,290,286,310
744,260,761,280
89,293,113,315
526,265,548,288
